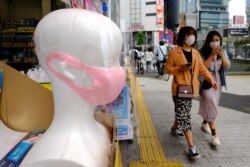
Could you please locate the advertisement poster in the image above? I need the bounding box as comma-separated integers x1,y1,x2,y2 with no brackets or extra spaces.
61,0,102,13
159,31,174,44
71,0,85,8
85,0,102,13
0,130,44,167
156,0,164,31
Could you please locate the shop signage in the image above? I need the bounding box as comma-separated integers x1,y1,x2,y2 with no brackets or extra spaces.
227,28,249,37
156,0,164,31
128,23,144,31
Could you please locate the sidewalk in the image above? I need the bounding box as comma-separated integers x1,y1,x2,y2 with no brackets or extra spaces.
120,74,250,167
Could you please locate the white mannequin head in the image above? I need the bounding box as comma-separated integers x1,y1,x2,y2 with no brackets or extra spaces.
34,9,125,106
24,9,124,167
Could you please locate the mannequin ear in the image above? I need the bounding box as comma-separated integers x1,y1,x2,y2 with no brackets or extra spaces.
46,53,92,87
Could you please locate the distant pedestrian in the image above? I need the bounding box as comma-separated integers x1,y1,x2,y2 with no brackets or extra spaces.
156,40,167,76
144,48,154,72
198,30,230,146
165,26,218,159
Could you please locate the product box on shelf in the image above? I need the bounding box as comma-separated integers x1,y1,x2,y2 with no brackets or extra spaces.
96,84,134,142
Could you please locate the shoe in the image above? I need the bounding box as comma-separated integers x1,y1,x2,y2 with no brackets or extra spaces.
171,127,184,138
211,135,221,146
201,123,211,134
187,146,201,160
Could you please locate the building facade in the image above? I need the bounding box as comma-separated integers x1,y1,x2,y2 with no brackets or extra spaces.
120,0,168,50
198,0,230,31
177,0,230,32
246,0,250,24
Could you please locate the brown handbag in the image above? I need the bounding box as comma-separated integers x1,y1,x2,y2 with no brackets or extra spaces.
175,60,195,99
176,85,193,98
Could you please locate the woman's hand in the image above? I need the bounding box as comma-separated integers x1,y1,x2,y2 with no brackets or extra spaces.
211,80,218,89
178,64,192,71
210,47,223,58
214,47,224,57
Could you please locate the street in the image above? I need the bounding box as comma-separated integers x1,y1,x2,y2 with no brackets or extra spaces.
121,73,250,167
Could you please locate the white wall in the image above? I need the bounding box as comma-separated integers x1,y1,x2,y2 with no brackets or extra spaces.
185,13,197,29
120,0,130,32
141,0,157,31
120,0,157,32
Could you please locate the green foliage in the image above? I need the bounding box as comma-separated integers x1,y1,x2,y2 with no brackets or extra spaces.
234,38,250,47
136,32,144,45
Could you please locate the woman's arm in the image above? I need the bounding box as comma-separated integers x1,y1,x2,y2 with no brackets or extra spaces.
203,49,216,68
199,55,218,89
165,49,179,75
218,49,230,69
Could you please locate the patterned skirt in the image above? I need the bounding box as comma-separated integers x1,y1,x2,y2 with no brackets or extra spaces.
173,96,192,132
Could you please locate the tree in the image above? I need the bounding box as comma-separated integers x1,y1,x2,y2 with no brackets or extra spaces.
136,32,144,46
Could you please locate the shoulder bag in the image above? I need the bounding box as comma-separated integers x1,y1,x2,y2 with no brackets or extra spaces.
175,60,195,99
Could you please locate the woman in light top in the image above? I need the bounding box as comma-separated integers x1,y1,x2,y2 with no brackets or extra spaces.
198,30,230,146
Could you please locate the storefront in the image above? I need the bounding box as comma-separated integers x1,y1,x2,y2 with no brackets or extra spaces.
0,0,108,71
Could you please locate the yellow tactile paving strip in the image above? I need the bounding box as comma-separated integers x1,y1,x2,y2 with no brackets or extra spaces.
115,141,123,167
127,68,182,167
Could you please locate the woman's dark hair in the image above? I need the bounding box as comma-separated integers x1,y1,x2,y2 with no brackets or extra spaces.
177,26,197,47
200,30,222,60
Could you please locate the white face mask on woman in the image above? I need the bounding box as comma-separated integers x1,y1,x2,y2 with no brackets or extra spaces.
185,35,195,46
210,41,220,49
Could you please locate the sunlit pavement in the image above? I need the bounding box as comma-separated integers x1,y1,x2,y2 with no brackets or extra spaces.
120,74,250,167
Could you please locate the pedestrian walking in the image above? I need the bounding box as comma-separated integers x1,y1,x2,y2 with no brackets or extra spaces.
198,30,230,146
144,48,154,72
156,40,167,76
165,26,218,159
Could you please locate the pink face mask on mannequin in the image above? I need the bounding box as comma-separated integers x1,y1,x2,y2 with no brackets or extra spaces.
46,53,125,106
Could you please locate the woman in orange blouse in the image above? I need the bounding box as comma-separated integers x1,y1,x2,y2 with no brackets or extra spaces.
165,26,218,159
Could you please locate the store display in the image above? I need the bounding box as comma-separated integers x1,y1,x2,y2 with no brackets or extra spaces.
21,9,124,167
0,19,39,71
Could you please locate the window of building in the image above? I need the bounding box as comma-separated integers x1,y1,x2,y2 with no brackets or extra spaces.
146,1,156,5
146,13,156,16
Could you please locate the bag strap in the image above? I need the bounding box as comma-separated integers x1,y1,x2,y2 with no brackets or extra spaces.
159,46,165,56
191,59,196,85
